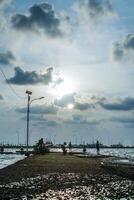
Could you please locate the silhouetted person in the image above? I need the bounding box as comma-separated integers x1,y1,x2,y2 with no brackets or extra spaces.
20,146,24,154
83,144,86,154
61,142,67,155
96,140,100,155
68,142,72,154
38,138,44,154
0,146,4,153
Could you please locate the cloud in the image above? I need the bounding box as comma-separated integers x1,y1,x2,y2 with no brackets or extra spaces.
110,116,134,128
52,77,64,87
0,0,5,4
22,115,58,127
0,0,10,5
64,114,100,125
0,0,11,31
113,42,124,61
16,104,58,115
75,0,114,23
75,102,94,110
54,93,75,107
100,97,134,111
7,67,53,85
0,94,3,100
111,116,134,124
46,120,57,127
86,0,113,17
54,94,95,111
91,96,106,103
11,2,62,37
113,34,134,62
0,51,15,65
124,34,134,50
55,92,125,118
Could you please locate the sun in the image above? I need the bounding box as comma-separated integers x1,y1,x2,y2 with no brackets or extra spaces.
67,103,74,109
50,78,75,99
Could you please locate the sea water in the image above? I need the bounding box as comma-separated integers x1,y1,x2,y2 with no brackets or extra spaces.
0,148,134,169
51,148,134,162
0,153,25,169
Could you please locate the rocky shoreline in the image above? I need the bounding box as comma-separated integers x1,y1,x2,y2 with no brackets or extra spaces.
0,153,134,199
0,173,134,199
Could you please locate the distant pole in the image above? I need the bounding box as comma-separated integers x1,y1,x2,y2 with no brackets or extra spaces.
53,135,56,145
75,135,77,145
26,90,32,156
73,134,77,145
80,136,83,145
17,132,20,146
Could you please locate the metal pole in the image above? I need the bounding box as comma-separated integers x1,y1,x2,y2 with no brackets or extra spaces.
25,90,44,156
53,135,56,145
17,132,20,146
26,94,30,155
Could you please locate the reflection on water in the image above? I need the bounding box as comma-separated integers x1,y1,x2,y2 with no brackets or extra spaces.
0,148,134,169
51,148,134,159
0,154,25,169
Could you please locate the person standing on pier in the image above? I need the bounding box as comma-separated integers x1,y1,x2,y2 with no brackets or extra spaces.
61,142,67,155
0,146,4,153
96,140,100,155
68,142,72,154
83,144,86,154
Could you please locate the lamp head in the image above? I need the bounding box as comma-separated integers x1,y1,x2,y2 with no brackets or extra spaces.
26,90,32,95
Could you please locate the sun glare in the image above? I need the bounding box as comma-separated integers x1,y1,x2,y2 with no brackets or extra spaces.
67,103,74,109
50,78,75,99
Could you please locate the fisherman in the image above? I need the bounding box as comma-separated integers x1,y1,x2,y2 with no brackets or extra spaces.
20,146,24,154
83,144,86,154
0,146,4,153
61,142,67,155
68,141,72,154
96,140,100,155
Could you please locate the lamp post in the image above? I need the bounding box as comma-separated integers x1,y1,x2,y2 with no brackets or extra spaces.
26,90,44,156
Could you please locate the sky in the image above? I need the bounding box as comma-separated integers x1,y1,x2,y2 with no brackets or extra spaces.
0,0,134,145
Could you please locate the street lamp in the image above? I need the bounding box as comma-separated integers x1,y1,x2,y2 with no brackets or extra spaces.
25,90,44,156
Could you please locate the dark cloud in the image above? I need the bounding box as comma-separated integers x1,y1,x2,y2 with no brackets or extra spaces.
113,42,124,61
54,94,134,113
110,116,134,128
64,114,100,125
54,93,75,107
22,115,58,127
7,67,53,85
0,51,15,65
77,0,114,21
54,94,95,111
0,94,3,100
0,0,4,3
75,102,94,110
34,120,58,127
113,34,134,61
46,120,57,127
111,116,134,124
87,0,113,17
0,0,5,5
91,96,106,104
100,97,134,111
12,3,62,37
124,34,134,50
16,104,58,115
0,0,11,8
